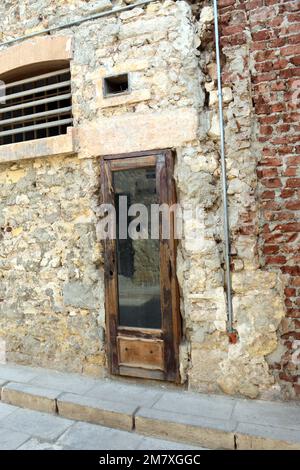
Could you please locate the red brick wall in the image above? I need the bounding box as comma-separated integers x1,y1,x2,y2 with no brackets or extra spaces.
218,0,300,397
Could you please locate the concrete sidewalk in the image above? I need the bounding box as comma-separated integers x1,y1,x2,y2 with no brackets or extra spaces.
0,363,299,450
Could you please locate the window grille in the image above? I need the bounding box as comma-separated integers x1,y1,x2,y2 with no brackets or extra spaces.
0,66,73,146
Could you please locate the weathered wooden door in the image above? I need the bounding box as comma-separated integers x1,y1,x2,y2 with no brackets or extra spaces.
101,150,181,382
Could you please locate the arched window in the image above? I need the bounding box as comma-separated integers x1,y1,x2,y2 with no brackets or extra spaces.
0,62,72,146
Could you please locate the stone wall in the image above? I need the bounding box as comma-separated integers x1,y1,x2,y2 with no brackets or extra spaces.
0,0,297,400
0,155,105,375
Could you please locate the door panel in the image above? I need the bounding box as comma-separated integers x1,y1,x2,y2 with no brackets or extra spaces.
118,336,164,370
101,150,181,382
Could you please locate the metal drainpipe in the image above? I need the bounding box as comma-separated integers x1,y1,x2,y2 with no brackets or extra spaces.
0,0,156,48
212,0,237,342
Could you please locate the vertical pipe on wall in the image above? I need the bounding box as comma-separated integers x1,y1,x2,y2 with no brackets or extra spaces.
212,0,235,337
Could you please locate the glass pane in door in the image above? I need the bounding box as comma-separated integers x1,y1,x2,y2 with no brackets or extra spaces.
113,167,161,329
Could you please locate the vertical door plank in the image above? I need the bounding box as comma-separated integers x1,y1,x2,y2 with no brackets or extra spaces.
157,153,177,381
101,159,119,375
165,150,181,383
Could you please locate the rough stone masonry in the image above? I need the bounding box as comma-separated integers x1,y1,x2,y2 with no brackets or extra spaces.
0,0,298,400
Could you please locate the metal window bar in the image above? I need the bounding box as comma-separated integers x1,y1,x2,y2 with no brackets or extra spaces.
0,106,72,126
0,68,70,92
0,118,73,137
0,93,72,114
2,80,71,102
0,66,72,145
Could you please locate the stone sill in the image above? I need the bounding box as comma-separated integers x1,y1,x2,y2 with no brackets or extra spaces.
77,108,199,158
0,127,76,165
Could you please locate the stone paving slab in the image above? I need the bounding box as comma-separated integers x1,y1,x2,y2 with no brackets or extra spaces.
28,369,97,395
57,421,144,450
232,399,300,431
0,426,31,450
152,390,235,421
85,380,163,407
0,402,19,421
57,392,137,431
0,364,39,383
235,422,300,450
86,380,163,407
1,382,62,414
135,407,236,450
17,438,65,450
136,437,205,451
3,408,73,442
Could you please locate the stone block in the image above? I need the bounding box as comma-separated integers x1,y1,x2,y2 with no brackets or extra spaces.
209,87,232,106
0,36,73,76
1,382,61,414
235,422,300,450
135,407,236,449
232,271,278,294
82,0,112,16
77,108,198,157
57,392,136,431
108,59,149,74
188,345,227,388
118,16,176,40
200,6,214,24
63,281,101,309
208,113,220,139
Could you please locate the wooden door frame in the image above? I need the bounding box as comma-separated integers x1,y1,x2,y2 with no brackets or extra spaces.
101,149,181,383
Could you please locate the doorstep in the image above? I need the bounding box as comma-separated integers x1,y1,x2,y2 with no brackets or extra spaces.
0,363,299,450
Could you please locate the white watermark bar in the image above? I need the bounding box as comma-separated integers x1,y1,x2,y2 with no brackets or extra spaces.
96,197,209,241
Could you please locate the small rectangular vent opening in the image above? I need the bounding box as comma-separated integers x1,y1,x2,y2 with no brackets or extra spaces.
0,66,73,146
103,74,129,97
